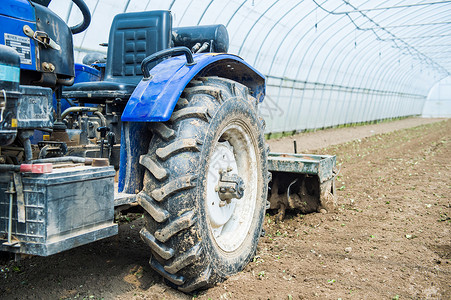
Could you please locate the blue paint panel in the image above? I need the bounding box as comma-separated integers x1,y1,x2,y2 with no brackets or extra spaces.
119,53,265,193
121,53,266,122
118,122,149,193
0,14,37,71
55,64,102,112
0,0,35,22
74,64,102,83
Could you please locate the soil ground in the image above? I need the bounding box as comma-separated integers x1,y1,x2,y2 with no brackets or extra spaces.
1,117,449,300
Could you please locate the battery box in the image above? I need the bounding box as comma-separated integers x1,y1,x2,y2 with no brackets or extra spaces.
0,165,117,256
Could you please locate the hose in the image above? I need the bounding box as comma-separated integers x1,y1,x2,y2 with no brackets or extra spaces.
93,111,106,127
61,106,99,120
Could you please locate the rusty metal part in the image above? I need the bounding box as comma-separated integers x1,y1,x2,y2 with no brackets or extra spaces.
92,158,109,167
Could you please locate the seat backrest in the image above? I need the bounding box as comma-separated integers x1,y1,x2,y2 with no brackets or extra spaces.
104,11,172,84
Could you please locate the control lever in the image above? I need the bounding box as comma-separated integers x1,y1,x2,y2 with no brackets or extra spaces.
96,127,110,158
107,132,116,159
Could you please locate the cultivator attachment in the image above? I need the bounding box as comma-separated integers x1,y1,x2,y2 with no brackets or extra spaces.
267,153,337,220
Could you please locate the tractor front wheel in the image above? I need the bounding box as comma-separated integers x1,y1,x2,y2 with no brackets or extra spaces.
137,77,268,292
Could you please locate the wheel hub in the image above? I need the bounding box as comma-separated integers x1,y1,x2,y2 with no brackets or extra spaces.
206,142,238,229
205,123,258,252
215,168,245,206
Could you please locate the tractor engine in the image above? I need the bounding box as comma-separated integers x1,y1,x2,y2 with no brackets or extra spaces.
0,0,118,257
0,0,120,166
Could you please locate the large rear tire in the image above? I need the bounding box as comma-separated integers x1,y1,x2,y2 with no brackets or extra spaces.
138,77,268,292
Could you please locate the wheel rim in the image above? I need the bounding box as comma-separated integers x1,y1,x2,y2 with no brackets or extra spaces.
206,120,258,252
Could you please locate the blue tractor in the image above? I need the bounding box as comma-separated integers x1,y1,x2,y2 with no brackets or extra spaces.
0,0,336,293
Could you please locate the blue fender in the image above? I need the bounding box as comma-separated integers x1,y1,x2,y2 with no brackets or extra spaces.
121,53,266,122
118,53,265,194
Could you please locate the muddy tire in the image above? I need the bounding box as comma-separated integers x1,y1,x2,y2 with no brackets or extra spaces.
138,77,268,292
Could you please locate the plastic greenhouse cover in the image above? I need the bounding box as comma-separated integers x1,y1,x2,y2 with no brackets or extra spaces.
48,0,450,132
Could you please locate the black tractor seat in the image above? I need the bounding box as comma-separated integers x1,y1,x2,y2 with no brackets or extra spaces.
64,10,172,103
63,81,137,102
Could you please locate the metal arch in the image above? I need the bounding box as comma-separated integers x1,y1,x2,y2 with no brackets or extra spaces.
144,0,152,10
123,0,131,12
371,58,427,121
303,20,366,128
267,1,345,131
352,1,451,76
353,5,451,101
251,1,306,67
65,1,74,23
356,6,451,121
356,55,422,122
168,0,177,10
376,58,420,120
77,0,101,60
174,0,195,26
237,0,281,56
226,2,270,52
320,30,383,125
261,2,328,130
320,0,392,126
338,7,422,124
225,0,247,27
196,0,215,25
312,0,449,77
297,1,424,127
319,1,446,125
310,0,381,127
328,5,434,92
284,3,355,130
331,1,451,14
254,1,311,68
284,12,354,128
338,0,432,119
266,2,318,75
351,1,451,76
371,4,451,72
273,2,349,130
212,1,237,24
237,2,295,62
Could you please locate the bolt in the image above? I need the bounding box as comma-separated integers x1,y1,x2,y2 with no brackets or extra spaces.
42,62,49,71
220,187,226,193
227,166,232,172
230,187,236,193
48,63,55,72
23,25,31,34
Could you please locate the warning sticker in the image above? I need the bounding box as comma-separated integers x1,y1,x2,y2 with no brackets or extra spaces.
4,33,32,65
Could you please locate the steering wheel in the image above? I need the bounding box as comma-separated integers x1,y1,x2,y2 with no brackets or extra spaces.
69,0,91,34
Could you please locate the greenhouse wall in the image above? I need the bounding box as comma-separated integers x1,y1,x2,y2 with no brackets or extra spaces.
49,0,450,134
